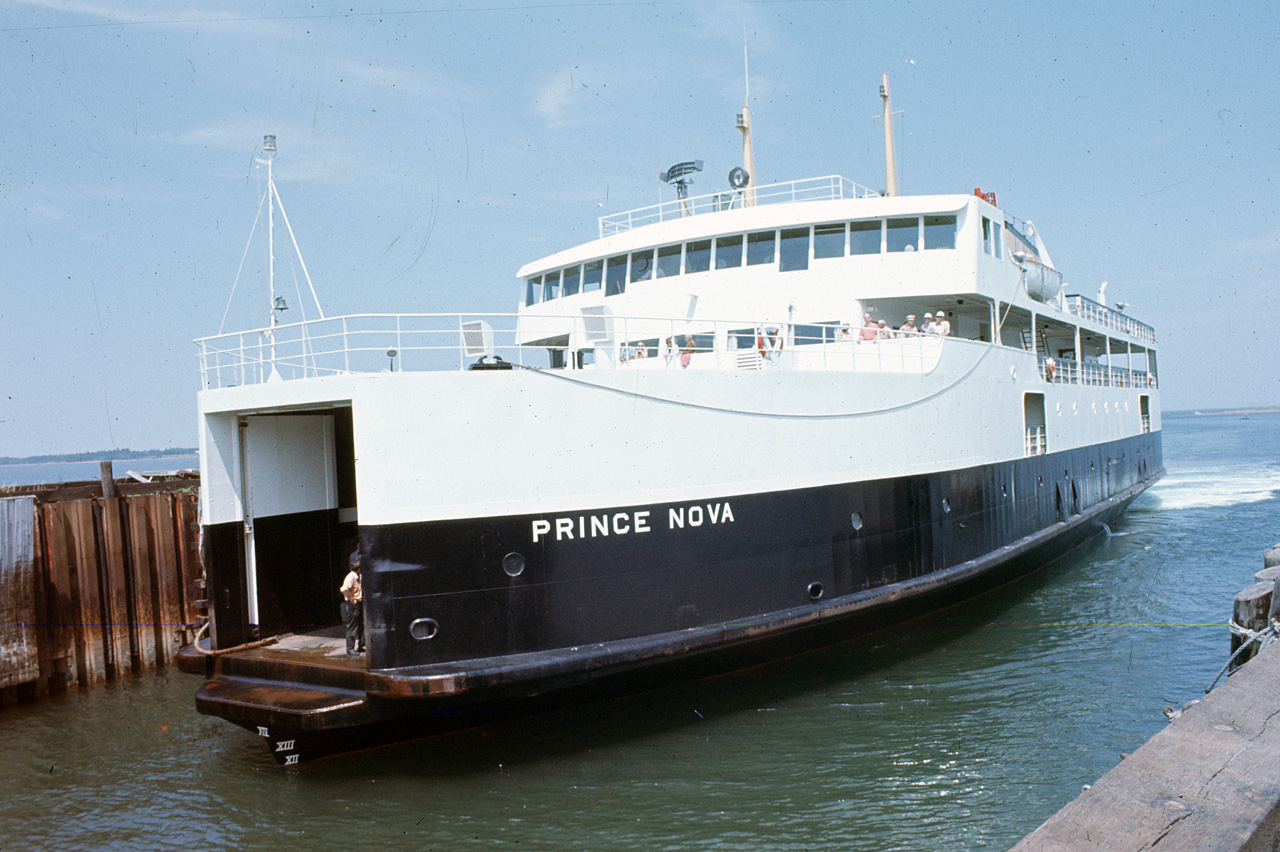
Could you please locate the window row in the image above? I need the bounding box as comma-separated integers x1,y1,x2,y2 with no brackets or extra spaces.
615,322,845,361
525,215,959,306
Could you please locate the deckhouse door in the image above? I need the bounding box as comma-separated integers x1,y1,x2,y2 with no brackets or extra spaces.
238,415,338,629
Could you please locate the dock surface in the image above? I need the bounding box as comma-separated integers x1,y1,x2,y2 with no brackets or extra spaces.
1011,639,1280,851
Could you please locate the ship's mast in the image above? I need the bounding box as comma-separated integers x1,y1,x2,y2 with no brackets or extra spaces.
736,45,758,207
218,136,325,336
264,135,278,327
255,136,324,325
880,74,900,197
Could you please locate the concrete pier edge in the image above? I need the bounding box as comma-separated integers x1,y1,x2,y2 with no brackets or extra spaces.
1010,637,1280,851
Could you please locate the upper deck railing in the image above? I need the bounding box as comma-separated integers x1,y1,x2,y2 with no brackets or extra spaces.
598,175,881,237
1064,295,1155,344
196,312,1161,394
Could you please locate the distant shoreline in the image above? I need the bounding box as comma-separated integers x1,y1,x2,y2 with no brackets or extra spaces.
1191,408,1280,417
0,450,197,468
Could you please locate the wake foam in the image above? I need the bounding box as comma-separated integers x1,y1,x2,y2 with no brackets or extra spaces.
1146,467,1280,510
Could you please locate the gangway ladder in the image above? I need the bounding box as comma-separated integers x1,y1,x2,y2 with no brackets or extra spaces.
1020,327,1049,356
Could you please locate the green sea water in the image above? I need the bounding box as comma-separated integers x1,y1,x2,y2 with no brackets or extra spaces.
1,412,1277,851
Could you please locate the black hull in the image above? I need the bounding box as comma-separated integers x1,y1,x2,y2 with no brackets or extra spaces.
191,432,1162,764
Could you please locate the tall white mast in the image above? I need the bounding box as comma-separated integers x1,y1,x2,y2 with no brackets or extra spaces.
880,74,899,197
255,135,324,324
736,44,757,207
263,135,277,326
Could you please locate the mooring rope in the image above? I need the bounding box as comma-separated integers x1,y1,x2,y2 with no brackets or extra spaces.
191,621,292,656
1204,618,1279,694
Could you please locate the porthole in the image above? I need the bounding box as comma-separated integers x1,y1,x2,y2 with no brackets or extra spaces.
409,618,439,641
850,511,864,531
942,498,951,513
502,552,526,577
808,582,825,600
1001,484,1008,497
1056,403,1062,416
1010,366,1018,381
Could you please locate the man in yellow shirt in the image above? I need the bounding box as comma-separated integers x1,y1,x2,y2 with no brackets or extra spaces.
340,550,364,655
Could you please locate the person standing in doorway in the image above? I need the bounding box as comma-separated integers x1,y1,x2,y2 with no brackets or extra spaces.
341,550,364,655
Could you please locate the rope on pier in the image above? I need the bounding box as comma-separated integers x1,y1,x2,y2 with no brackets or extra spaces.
1204,618,1279,694
191,621,293,656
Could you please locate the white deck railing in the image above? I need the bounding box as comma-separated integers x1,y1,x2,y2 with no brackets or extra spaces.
1064,295,1156,344
195,313,1163,392
1025,425,1047,456
1038,355,1156,390
598,175,881,236
195,314,948,389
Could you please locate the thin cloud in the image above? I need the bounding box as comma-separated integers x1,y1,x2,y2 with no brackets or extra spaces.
534,72,576,126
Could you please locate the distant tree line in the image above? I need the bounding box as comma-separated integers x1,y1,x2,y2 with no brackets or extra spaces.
0,448,198,465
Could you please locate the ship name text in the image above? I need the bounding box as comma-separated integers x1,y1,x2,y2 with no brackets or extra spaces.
531,502,735,543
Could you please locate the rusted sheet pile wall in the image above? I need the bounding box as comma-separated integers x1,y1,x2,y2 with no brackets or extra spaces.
0,497,40,690
0,491,203,701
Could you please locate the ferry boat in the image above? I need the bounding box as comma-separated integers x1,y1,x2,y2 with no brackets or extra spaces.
183,79,1163,764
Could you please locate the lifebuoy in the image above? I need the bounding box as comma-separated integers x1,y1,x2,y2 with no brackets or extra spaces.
757,325,784,358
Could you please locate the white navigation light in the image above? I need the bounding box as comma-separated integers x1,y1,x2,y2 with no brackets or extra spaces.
263,134,276,154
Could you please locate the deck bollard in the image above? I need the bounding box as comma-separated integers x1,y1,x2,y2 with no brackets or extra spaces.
1230,581,1274,673
1264,543,1280,569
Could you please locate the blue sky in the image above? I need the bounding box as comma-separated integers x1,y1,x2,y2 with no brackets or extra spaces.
2,0,1277,456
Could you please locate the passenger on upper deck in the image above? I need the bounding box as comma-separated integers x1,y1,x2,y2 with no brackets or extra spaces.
859,313,878,342
876,320,893,339
931,311,951,336
680,335,695,368
920,313,933,334
836,324,851,341
900,315,918,336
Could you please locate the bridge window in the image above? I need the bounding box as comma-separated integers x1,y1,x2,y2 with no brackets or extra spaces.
562,264,581,296
525,275,542,305
686,239,711,273
747,230,776,266
715,235,743,269
849,220,881,255
923,215,956,250
887,217,918,252
656,244,682,278
814,223,845,259
605,254,627,296
630,249,654,283
542,269,561,301
583,259,603,292
780,227,810,271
